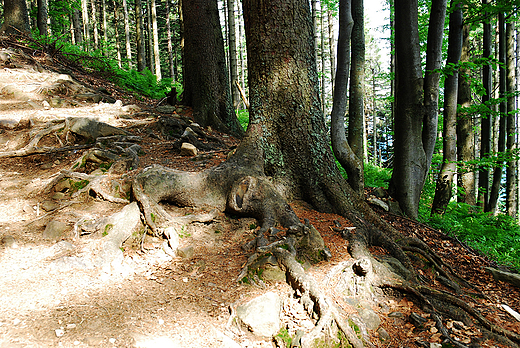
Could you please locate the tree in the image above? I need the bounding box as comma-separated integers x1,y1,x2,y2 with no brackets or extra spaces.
431,1,463,215
151,0,162,81
135,0,146,71
181,0,244,137
72,8,83,44
389,0,447,219
505,19,516,217
37,0,49,36
1,0,31,35
456,22,476,206
122,0,133,68
113,0,123,67
227,0,239,109
130,0,520,345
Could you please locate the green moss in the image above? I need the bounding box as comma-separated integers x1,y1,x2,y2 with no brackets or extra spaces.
103,224,113,236
70,179,89,192
275,328,292,347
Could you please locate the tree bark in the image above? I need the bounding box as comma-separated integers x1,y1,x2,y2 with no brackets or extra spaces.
166,0,175,81
113,0,123,68
227,0,239,110
37,0,48,36
182,0,244,137
1,0,31,35
320,5,326,114
488,12,506,213
91,0,100,50
348,0,365,169
72,8,83,45
81,0,91,49
389,0,447,219
479,0,492,210
506,19,516,217
431,2,463,215
456,23,476,206
331,0,364,195
152,0,162,80
136,0,147,71
328,9,336,92
122,0,133,68
102,0,108,54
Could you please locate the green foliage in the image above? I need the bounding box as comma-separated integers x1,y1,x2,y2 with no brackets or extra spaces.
103,224,113,237
275,328,292,347
364,162,392,188
424,203,520,272
236,109,249,130
70,179,89,192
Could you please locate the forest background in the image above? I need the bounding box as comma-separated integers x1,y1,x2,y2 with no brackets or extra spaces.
0,0,519,272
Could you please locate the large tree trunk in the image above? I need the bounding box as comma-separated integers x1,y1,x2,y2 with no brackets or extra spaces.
431,1,463,215
72,8,83,45
1,0,31,35
165,0,175,81
389,0,447,219
112,0,123,68
182,0,244,137
456,23,476,206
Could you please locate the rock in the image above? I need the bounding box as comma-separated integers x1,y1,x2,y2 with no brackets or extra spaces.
377,327,390,342
1,235,17,248
156,105,177,114
43,220,69,241
368,197,389,211
75,92,102,103
54,179,72,192
82,336,104,346
51,192,67,200
180,142,197,156
485,267,520,288
356,306,381,331
182,126,197,137
177,246,194,259
93,202,142,270
49,97,64,108
67,117,130,141
388,311,404,318
41,200,60,211
372,187,387,198
108,159,133,174
236,291,282,337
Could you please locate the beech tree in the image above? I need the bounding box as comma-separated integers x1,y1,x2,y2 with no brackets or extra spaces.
389,0,447,219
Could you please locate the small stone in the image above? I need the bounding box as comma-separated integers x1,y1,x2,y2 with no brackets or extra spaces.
1,235,17,248
51,192,66,200
177,246,194,259
13,319,21,325
55,329,65,337
54,179,72,192
180,142,197,156
83,336,104,345
41,200,60,211
388,311,404,318
108,338,116,344
430,343,442,348
43,220,69,241
236,291,282,337
66,323,77,329
377,327,390,341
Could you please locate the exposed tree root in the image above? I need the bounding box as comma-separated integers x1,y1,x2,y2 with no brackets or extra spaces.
0,122,65,158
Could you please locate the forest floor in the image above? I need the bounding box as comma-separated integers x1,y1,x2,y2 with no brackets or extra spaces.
0,42,519,348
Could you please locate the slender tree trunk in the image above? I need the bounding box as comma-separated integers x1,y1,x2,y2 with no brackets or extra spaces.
320,5,326,114
312,0,319,64
488,12,507,213
91,0,99,50
146,0,154,74
166,0,175,81
372,68,377,165
330,0,364,195
152,0,162,80
72,9,83,45
431,2,462,215
227,0,239,109
102,0,108,54
113,0,123,68
123,0,133,68
37,0,48,36
136,0,147,71
479,0,493,210
506,20,516,217
348,0,365,165
328,9,336,92
457,23,476,206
